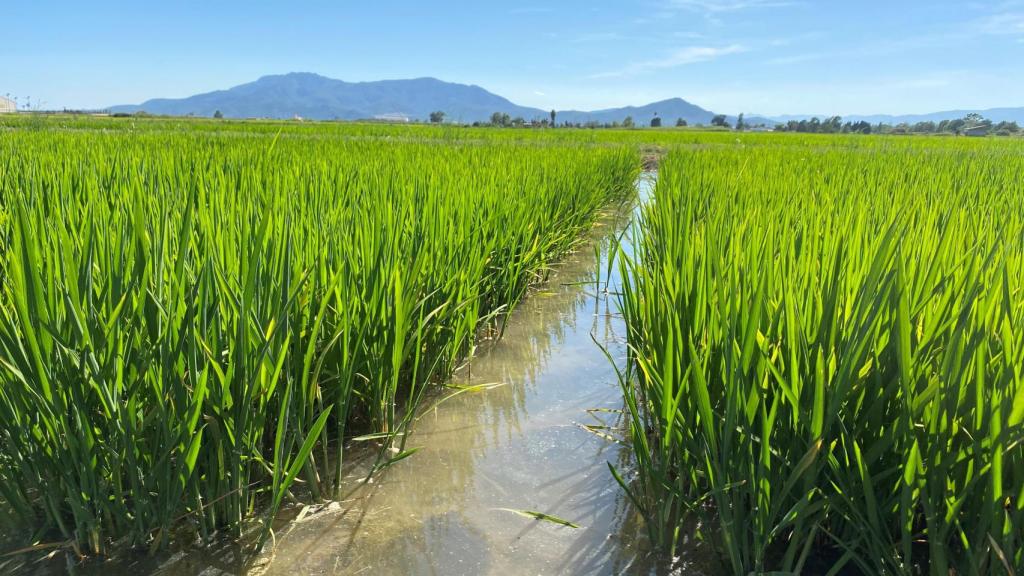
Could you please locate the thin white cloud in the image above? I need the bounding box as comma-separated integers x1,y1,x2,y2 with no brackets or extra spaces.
766,53,824,66
590,44,746,78
533,90,546,96
508,7,553,14
672,31,708,39
893,73,957,90
683,70,988,117
570,31,628,44
972,10,1024,36
669,0,798,12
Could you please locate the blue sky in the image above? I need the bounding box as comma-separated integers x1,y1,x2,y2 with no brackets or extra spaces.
3,1,1023,115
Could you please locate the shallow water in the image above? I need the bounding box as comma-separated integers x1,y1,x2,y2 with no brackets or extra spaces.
6,175,694,576
250,175,660,576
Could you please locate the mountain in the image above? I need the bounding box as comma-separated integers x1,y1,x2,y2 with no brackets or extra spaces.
108,72,736,125
108,73,1021,128
771,107,1024,125
110,73,544,123
557,98,714,125
555,99,774,127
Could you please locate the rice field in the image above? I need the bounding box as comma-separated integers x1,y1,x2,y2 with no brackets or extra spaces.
616,137,1024,574
0,121,638,556
2,116,1023,575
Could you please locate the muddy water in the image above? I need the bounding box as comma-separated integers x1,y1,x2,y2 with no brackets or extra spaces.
248,176,660,576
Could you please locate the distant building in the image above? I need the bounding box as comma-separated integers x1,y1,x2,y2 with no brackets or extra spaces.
0,96,15,113
963,125,988,137
374,112,410,123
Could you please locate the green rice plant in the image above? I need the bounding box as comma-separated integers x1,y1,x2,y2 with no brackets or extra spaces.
0,123,638,555
616,137,1024,575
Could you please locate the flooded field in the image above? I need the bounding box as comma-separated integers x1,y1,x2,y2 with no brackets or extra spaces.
247,175,662,576
4,175,707,576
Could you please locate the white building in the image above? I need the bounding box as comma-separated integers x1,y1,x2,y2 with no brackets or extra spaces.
0,96,15,113
374,112,410,123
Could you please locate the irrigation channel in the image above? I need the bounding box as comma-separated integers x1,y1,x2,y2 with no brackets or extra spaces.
242,173,699,576
244,174,680,576
7,173,712,575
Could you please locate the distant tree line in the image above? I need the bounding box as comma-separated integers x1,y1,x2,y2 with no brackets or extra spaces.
464,111,701,129
422,109,1021,136
468,111,630,128
774,113,1021,136
423,107,771,130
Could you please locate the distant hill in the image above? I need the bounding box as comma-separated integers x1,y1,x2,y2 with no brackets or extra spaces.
110,73,543,123
558,98,714,126
108,72,745,125
108,72,544,121
771,108,1024,125
557,99,773,127
110,72,1017,128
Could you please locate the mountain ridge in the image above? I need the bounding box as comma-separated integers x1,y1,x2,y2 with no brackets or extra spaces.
109,72,761,125
111,73,543,123
109,72,1024,126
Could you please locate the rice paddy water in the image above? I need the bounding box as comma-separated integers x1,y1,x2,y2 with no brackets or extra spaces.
243,175,669,576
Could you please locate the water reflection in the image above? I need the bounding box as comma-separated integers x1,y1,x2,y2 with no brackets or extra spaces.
251,175,661,575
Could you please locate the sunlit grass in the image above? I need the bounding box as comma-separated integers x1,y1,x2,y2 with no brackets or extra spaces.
0,124,638,554
616,139,1024,574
